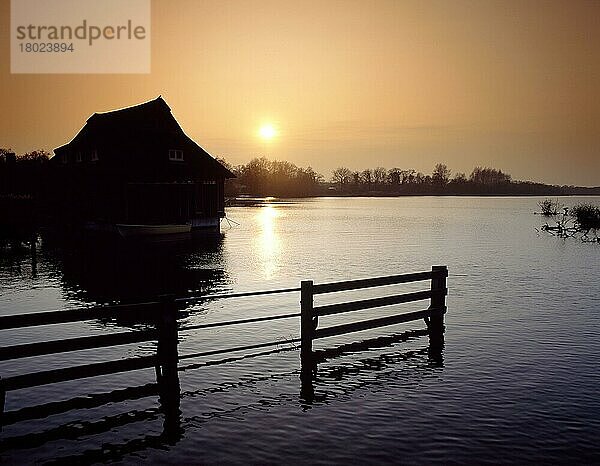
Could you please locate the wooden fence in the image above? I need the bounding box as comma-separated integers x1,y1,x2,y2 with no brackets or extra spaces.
0,266,447,423
300,265,447,369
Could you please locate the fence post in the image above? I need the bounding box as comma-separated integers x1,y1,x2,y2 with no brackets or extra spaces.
157,294,181,439
429,266,447,339
157,295,179,381
300,280,314,374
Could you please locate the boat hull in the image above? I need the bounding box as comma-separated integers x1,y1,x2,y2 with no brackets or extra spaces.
116,224,191,237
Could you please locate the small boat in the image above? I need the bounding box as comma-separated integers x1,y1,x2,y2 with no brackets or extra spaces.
116,223,191,237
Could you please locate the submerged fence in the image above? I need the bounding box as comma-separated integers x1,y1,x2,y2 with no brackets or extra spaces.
0,266,447,422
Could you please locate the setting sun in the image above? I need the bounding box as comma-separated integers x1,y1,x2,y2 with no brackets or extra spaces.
259,124,277,140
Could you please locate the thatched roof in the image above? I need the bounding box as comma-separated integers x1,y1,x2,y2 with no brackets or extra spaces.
53,97,235,179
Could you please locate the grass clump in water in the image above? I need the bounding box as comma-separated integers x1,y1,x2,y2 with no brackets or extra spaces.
538,198,560,216
570,203,600,232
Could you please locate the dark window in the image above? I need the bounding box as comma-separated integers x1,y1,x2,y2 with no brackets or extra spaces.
169,149,184,161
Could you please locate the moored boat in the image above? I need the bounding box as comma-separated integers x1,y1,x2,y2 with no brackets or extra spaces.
116,223,191,237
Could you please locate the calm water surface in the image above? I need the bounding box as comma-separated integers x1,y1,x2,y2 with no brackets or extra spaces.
1,197,599,464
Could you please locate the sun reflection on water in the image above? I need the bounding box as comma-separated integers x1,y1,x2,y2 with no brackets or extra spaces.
256,205,281,280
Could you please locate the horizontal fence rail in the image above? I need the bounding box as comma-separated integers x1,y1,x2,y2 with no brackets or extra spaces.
0,329,159,361
0,266,448,424
177,287,302,304
314,308,444,340
313,290,438,317
178,338,302,361
179,312,301,332
0,286,302,329
0,302,161,330
2,355,159,392
312,271,435,294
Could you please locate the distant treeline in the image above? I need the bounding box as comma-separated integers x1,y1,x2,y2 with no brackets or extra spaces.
0,148,50,196
220,157,323,197
328,163,600,195
223,158,600,197
0,148,51,229
1,148,598,199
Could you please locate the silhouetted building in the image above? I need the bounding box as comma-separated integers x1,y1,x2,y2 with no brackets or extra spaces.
49,97,234,236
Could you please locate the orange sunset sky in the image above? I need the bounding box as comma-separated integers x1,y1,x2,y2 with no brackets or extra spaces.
1,0,599,186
